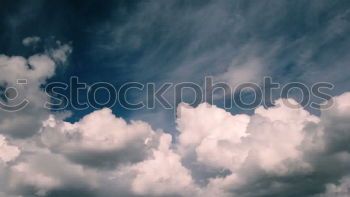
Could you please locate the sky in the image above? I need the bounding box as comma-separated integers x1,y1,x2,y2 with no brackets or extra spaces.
0,0,350,196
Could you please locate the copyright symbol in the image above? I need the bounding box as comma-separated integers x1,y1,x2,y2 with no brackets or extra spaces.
0,79,29,112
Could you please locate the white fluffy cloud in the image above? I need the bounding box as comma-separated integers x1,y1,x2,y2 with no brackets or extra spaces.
115,134,199,197
40,108,199,196
177,102,250,170
1,92,350,197
40,108,162,168
175,93,350,197
16,92,348,197
0,135,19,163
177,99,317,175
0,39,72,138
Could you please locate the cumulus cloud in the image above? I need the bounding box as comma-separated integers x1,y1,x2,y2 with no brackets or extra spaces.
177,102,250,171
115,134,199,197
177,92,350,197
0,92,349,197
40,108,162,168
175,99,319,197
0,38,72,138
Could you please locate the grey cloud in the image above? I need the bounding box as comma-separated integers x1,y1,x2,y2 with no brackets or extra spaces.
0,41,72,138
